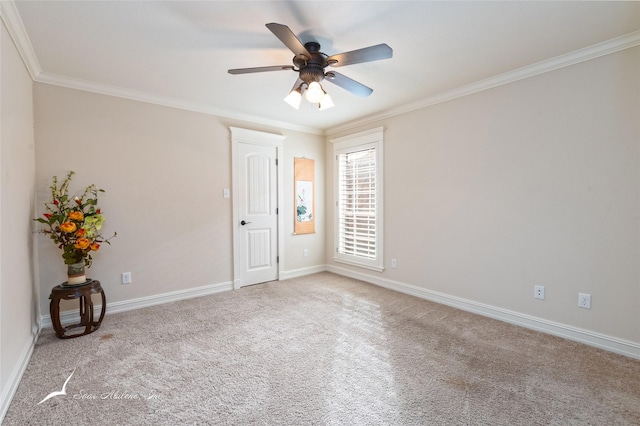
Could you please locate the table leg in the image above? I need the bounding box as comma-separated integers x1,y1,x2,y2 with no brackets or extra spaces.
87,294,95,333
97,289,106,326
49,299,64,339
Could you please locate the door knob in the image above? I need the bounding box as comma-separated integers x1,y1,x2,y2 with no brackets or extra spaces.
240,220,251,226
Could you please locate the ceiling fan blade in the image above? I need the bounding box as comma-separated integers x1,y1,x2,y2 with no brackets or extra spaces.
228,65,294,75
326,44,393,67
266,23,311,59
324,71,373,98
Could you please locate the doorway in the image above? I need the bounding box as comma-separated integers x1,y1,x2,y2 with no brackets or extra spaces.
230,127,284,289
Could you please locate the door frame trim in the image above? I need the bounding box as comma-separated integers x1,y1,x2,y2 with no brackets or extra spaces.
230,127,285,290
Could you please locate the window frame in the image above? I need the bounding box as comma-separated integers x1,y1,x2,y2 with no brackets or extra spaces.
331,127,384,272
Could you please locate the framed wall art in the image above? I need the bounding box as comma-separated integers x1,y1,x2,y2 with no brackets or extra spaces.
294,157,315,234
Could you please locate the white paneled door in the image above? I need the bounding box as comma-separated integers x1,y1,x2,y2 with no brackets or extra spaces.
237,142,278,287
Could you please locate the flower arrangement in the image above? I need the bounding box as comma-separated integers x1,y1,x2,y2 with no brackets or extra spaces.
35,171,116,268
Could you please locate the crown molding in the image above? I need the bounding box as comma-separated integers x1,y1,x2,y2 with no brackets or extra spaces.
0,0,41,80
36,72,324,135
326,30,640,136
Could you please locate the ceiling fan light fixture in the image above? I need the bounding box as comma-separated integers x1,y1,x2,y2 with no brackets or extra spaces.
305,81,324,103
284,86,303,109
319,92,334,110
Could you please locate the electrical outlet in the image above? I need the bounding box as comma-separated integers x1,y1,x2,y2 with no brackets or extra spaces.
534,285,545,300
303,249,308,258
578,293,591,309
391,259,397,269
122,272,132,285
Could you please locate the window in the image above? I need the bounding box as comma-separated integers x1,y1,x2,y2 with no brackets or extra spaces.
332,128,384,271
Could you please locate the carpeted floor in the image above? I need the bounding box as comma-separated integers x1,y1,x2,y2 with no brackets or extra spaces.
4,272,640,425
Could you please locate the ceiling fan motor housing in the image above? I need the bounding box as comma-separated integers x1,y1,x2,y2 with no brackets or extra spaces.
295,42,326,84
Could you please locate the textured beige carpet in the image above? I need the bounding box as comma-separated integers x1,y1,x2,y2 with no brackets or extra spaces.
4,272,640,425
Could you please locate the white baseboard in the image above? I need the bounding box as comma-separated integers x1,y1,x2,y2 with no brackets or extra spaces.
326,265,640,360
0,328,39,423
279,265,327,281
41,280,233,328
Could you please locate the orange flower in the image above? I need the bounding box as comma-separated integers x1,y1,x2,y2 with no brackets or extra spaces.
76,228,86,237
74,238,91,250
90,243,100,251
68,211,84,221
60,222,77,233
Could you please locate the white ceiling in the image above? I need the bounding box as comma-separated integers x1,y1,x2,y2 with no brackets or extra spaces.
7,1,640,133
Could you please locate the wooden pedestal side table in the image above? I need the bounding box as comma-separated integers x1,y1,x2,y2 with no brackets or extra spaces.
49,279,106,339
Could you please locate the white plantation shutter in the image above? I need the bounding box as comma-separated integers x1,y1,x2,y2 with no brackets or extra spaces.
338,148,377,259
332,128,384,271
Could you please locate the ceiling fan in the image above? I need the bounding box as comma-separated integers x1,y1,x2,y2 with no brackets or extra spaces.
228,23,393,110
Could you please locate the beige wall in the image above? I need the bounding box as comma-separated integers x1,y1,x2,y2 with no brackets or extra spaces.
33,84,325,315
0,21,37,413
326,46,640,344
